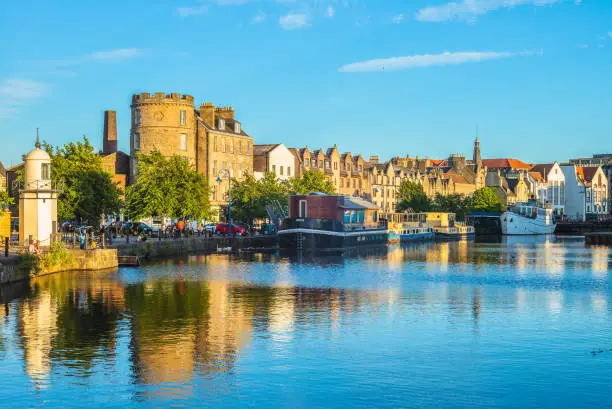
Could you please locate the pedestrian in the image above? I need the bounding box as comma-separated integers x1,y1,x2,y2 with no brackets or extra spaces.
79,232,86,250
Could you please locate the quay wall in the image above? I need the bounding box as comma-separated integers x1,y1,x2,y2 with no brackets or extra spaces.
585,233,612,246
0,249,118,286
111,235,278,259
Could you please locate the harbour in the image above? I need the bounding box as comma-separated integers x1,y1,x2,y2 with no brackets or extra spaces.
1,236,611,408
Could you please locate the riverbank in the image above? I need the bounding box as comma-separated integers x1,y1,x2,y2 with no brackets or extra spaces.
0,249,118,285
109,235,278,260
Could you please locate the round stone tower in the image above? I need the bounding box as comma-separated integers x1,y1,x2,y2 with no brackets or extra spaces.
130,92,196,179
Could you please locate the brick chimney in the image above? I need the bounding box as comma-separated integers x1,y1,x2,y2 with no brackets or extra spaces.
103,110,117,154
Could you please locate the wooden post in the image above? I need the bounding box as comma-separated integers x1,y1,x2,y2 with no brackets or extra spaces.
4,237,8,257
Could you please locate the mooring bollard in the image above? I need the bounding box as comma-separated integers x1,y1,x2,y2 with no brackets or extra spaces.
4,237,8,257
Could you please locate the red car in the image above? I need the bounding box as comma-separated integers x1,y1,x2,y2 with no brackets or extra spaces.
215,223,247,236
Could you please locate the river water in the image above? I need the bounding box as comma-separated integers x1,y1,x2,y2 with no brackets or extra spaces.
1,236,611,408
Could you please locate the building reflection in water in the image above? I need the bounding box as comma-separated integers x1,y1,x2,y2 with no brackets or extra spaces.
4,240,611,399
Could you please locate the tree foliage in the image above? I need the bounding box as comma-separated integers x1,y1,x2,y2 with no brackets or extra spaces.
287,170,335,195
430,193,472,221
125,151,212,221
230,172,288,224
470,187,505,213
44,137,122,225
396,180,430,212
0,190,14,208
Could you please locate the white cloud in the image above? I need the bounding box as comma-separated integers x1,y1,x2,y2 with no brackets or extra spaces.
89,48,147,61
339,50,542,72
0,78,49,119
177,5,208,17
416,0,562,23
252,10,266,23
327,6,335,18
279,13,310,30
392,13,404,24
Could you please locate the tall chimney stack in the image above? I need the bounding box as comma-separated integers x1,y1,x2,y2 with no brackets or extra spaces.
103,110,117,154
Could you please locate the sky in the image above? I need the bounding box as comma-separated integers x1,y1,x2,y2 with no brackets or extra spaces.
1,0,611,167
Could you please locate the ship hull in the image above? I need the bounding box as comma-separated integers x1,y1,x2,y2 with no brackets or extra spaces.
278,228,388,253
501,212,556,235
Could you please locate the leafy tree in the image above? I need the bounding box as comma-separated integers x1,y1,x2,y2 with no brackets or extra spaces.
396,180,430,212
430,193,472,221
0,190,14,208
44,137,122,225
125,151,211,221
288,169,335,195
471,187,505,213
230,172,288,225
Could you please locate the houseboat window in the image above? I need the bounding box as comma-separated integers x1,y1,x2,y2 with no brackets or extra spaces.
299,200,307,218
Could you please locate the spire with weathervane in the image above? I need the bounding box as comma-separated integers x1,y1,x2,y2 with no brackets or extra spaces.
473,128,482,169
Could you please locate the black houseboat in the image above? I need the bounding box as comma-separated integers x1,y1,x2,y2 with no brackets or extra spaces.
278,193,388,253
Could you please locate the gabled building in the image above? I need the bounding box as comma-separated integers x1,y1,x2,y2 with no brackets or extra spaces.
569,154,612,215
560,164,586,222
529,162,565,216
580,166,608,216
253,143,295,180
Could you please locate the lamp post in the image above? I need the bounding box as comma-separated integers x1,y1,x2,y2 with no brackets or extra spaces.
217,168,232,238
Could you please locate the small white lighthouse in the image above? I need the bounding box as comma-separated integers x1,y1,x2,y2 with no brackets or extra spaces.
19,130,59,246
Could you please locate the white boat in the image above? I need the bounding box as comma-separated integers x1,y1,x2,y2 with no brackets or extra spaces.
501,202,556,235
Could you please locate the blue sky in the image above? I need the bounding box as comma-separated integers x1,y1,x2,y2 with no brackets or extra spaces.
1,0,611,167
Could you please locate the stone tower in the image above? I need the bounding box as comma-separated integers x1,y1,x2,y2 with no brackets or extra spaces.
103,110,117,154
130,92,197,180
19,131,59,246
473,137,482,168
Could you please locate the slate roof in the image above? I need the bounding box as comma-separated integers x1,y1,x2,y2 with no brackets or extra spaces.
529,164,555,182
580,166,599,183
253,144,279,156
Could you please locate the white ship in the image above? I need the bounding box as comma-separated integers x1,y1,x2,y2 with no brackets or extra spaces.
501,202,556,235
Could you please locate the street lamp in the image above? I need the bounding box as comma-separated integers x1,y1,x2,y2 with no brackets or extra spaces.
216,168,233,238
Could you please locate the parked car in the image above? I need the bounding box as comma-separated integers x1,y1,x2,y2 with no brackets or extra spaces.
203,223,217,233
215,223,247,236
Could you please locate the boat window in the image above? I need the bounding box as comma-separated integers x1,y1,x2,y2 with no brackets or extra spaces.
299,200,308,218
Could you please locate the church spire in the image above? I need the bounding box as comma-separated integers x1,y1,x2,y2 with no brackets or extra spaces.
473,133,482,168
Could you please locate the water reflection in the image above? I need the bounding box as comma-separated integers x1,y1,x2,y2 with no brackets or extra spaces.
0,239,611,408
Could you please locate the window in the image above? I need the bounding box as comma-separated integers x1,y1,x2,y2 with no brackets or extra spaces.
311,159,316,168
230,139,234,154
134,132,141,150
305,159,309,168
280,166,284,176
319,160,323,168
212,186,217,201
218,118,225,130
41,163,50,180
213,135,217,152
299,200,307,218
334,162,338,170
134,109,140,125
325,160,330,169
288,167,291,176
213,160,217,176
180,110,186,125
238,140,242,154
180,134,187,151
247,142,251,154
272,165,276,174
235,123,241,133
340,179,344,188
222,137,226,153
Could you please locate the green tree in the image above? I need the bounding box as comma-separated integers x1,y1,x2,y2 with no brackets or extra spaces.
396,180,430,212
431,193,472,220
471,187,505,213
44,137,122,225
0,191,14,208
288,169,335,195
125,151,212,221
230,172,288,225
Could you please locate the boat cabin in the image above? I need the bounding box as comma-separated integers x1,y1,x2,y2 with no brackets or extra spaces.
425,212,456,228
287,194,379,227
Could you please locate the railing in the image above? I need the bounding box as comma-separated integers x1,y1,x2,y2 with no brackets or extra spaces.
282,218,386,232
13,179,64,192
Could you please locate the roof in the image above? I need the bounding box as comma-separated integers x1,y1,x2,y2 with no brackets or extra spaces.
446,173,469,184
528,171,543,182
338,196,379,210
482,158,532,170
506,178,520,193
253,144,279,156
580,166,599,183
529,164,555,181
0,162,5,176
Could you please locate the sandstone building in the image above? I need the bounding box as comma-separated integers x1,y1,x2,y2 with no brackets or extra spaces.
100,110,130,193
130,92,254,216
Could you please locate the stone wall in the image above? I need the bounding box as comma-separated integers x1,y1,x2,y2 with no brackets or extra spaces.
0,249,118,285
112,235,278,259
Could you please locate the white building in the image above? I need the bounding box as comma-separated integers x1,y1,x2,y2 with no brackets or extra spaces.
253,143,296,181
530,162,565,216
560,164,586,222
581,166,608,216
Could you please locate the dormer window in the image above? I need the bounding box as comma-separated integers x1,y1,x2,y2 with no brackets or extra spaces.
235,123,241,133
218,118,225,130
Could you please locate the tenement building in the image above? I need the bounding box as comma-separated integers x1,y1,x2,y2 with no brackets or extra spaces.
130,92,254,216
